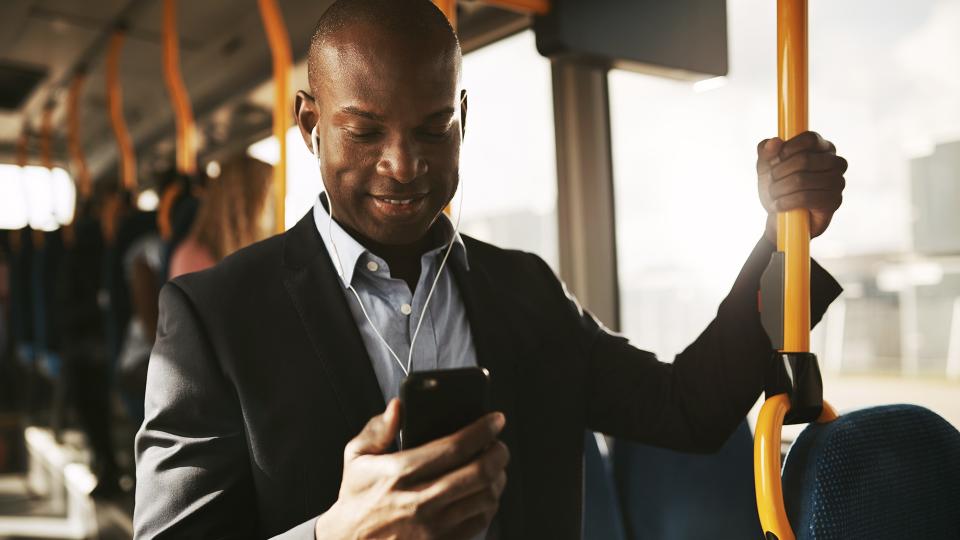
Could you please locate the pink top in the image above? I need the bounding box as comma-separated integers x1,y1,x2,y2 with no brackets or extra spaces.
168,236,216,279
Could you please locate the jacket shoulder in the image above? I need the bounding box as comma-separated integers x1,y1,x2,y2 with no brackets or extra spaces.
461,234,557,283
172,232,286,307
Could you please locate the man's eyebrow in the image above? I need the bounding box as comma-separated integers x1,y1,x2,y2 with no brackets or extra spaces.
339,106,385,122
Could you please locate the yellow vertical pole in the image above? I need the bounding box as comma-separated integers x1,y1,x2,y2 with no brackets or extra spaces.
257,0,291,234
778,0,810,353
68,73,92,201
434,0,457,28
16,128,28,169
435,0,456,216
107,30,137,191
40,104,54,170
162,0,197,176
754,3,811,538
477,0,549,15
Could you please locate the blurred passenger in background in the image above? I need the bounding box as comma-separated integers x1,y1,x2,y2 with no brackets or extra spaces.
157,170,201,282
168,154,273,278
56,197,120,495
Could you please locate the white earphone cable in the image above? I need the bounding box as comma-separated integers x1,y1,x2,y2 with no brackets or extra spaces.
311,126,463,377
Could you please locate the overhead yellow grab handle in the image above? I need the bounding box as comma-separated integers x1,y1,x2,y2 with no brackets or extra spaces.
68,73,92,201
256,0,291,234
162,0,198,176
107,29,138,192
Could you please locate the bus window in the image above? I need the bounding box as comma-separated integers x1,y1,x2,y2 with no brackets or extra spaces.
458,30,558,269
609,0,960,430
0,165,75,231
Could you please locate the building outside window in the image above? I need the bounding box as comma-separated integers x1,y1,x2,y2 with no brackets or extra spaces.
609,0,960,428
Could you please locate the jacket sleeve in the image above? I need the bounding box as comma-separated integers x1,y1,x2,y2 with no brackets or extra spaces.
572,237,842,452
134,283,318,540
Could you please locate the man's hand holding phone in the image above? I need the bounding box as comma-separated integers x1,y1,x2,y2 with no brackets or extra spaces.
316,399,509,539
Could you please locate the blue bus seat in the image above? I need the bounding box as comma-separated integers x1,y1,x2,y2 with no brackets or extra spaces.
611,420,761,539
782,404,960,539
583,431,627,540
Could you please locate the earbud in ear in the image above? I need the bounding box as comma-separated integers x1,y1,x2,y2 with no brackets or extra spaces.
310,125,320,156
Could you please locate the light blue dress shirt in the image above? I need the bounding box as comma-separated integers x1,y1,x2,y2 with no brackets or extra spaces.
313,194,479,405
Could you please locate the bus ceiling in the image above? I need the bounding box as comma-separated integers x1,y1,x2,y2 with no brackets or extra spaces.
0,0,728,187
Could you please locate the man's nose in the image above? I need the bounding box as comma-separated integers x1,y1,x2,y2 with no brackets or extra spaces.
376,137,428,183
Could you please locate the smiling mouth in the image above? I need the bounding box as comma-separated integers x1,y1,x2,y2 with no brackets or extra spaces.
369,193,430,218
371,193,428,206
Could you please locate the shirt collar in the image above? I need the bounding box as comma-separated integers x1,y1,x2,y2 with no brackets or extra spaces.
312,193,469,287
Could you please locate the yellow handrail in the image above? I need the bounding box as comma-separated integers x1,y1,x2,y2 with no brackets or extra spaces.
755,2,826,538
162,0,198,176
40,103,54,170
479,0,550,15
68,73,92,201
107,29,137,191
16,126,29,168
257,0,291,234
434,0,457,28
778,0,810,353
755,397,838,539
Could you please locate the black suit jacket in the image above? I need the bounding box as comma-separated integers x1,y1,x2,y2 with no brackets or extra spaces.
134,211,841,539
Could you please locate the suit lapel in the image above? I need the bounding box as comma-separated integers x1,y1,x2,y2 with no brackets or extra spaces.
452,240,526,535
281,214,386,438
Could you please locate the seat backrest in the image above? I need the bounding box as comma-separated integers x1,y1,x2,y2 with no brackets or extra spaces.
782,404,960,540
611,421,760,540
583,431,627,540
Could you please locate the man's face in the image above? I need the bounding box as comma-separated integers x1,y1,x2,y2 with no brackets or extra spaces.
298,26,465,247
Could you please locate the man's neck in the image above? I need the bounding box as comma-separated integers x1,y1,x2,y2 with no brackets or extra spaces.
340,222,440,293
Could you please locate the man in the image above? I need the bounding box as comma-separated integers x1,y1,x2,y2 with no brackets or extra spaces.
134,0,847,538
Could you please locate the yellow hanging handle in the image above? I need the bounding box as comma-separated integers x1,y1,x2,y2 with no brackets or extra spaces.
107,29,138,192
257,0,291,234
162,0,198,177
68,74,92,201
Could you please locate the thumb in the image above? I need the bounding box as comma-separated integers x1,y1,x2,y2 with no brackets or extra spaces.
345,399,400,459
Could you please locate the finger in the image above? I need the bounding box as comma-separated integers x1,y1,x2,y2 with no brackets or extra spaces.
437,514,491,540
756,137,784,175
417,441,509,512
345,399,401,459
769,171,845,201
778,131,835,162
395,412,505,485
770,151,845,181
432,470,506,533
774,190,843,213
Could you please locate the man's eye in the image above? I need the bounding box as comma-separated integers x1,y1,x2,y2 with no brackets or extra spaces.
343,128,380,141
420,128,451,141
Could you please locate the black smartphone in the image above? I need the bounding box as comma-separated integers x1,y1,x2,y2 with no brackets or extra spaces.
399,367,491,450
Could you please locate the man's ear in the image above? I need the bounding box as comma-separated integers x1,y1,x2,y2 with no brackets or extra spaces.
295,90,320,153
459,89,468,141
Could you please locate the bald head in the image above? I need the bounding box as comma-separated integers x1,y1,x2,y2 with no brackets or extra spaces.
307,0,461,94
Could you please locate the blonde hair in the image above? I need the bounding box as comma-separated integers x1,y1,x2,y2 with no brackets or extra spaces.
190,154,274,262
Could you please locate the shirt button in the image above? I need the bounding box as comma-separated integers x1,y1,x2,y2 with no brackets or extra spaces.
366,261,379,272
400,303,413,315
